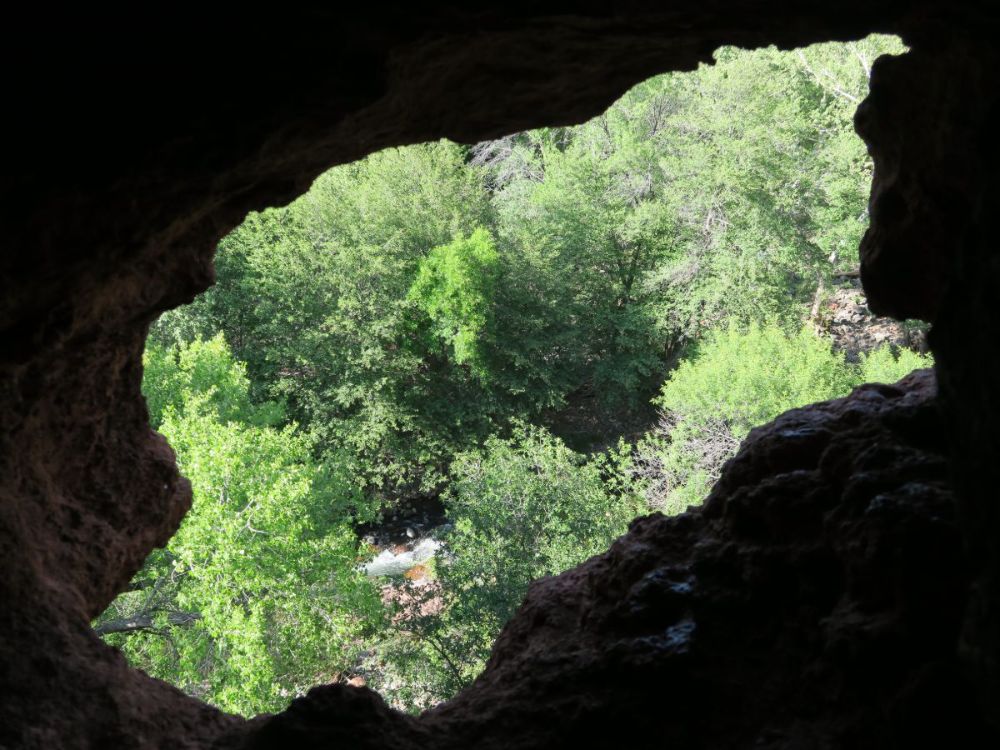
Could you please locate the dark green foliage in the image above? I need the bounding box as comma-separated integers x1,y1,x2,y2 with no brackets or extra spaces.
371,426,639,709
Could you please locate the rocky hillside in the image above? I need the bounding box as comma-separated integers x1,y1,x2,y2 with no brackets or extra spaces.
817,277,928,362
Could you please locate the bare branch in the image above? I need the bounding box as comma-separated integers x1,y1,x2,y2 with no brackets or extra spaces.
851,43,872,79
94,610,201,636
796,49,860,104
421,632,467,689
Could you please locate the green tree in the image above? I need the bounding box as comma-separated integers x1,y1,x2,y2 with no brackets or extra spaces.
859,344,932,384
142,333,281,429
157,142,505,498
486,35,905,358
373,425,639,709
487,121,674,407
655,323,854,434
97,338,380,715
408,227,501,378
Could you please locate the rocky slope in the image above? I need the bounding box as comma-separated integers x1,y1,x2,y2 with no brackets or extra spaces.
819,280,928,361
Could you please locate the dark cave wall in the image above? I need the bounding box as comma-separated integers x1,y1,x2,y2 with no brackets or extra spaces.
0,2,997,747
936,81,1000,726
857,25,1000,716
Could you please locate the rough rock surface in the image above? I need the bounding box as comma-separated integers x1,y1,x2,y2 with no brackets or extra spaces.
819,281,926,361
236,371,991,749
855,23,1000,718
1,2,998,748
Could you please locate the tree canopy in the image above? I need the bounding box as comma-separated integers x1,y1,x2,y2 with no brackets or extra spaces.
98,337,380,714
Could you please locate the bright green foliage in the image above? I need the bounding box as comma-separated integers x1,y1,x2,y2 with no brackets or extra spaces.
408,228,501,377
142,334,271,429
637,323,931,512
372,426,640,709
99,338,380,715
655,324,854,438
637,324,855,512
859,344,932,384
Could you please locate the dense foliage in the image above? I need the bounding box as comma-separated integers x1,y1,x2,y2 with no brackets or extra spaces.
635,323,929,512
99,36,932,715
371,426,639,706
151,35,907,499
98,338,381,715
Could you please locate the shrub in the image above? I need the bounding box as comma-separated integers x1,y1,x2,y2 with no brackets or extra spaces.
639,324,853,511
858,344,932,384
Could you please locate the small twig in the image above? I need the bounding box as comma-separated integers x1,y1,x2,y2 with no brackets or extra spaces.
419,631,467,689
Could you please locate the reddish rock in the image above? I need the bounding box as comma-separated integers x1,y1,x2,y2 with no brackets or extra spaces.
403,564,429,582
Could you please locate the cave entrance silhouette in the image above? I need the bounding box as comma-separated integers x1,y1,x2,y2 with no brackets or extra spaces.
2,6,997,748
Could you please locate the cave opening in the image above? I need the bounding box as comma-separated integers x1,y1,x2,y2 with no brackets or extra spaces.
89,33,937,719
4,5,999,748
